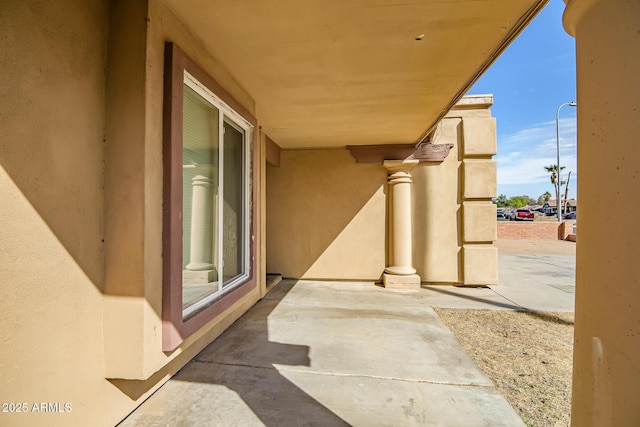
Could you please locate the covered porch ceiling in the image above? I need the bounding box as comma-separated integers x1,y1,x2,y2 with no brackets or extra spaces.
163,0,548,149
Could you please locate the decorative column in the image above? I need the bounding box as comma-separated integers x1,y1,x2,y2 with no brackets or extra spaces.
183,171,217,283
564,1,640,425
383,160,421,289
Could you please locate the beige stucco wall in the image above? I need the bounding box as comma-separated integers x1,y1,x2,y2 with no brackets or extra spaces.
0,1,499,425
0,1,109,425
414,105,497,285
564,0,640,425
266,98,497,285
103,0,262,380
104,0,267,422
0,1,264,425
267,149,387,280
412,125,462,283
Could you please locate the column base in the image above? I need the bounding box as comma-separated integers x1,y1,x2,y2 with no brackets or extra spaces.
183,269,217,284
382,273,421,290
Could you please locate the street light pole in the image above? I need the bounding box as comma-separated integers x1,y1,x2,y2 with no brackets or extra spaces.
556,101,577,222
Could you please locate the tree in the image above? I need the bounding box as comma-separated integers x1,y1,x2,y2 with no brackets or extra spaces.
507,196,528,208
544,164,566,216
536,191,552,205
544,164,566,182
494,194,509,207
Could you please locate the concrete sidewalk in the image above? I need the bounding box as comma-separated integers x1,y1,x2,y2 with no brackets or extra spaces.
121,240,575,426
423,239,576,312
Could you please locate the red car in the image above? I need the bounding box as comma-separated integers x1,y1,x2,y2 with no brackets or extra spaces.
510,208,535,221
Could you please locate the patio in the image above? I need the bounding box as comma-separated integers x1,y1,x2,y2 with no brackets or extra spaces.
121,240,575,426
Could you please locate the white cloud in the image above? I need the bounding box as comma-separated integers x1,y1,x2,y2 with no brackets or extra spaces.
496,118,577,196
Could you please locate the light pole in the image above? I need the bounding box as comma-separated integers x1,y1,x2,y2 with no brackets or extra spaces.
556,101,577,222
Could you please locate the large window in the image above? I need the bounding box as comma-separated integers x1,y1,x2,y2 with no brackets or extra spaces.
181,73,251,317
163,43,257,351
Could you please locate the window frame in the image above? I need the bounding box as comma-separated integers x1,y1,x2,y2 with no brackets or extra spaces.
181,72,252,318
162,42,258,351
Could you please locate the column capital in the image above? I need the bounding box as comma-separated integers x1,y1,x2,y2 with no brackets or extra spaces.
563,0,599,37
382,159,419,175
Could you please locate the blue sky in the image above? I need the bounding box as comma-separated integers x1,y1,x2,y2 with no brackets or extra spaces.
467,0,577,201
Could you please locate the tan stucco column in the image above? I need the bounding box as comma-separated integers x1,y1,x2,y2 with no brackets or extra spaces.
382,160,421,289
564,0,640,425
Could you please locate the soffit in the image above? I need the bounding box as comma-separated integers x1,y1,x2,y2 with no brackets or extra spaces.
162,0,547,149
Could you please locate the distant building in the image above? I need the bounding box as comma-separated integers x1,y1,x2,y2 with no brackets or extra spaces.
542,199,577,216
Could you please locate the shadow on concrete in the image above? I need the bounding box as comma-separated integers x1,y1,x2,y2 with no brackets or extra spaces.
122,279,349,426
425,287,575,326
423,285,523,310
522,310,575,326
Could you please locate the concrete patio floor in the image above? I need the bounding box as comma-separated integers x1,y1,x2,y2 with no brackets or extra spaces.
120,240,575,426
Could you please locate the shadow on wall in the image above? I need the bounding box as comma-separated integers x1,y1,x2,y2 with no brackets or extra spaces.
266,149,387,280
120,280,350,426
411,121,464,284
0,0,106,290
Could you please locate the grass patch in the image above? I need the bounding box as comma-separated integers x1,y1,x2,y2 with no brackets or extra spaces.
434,309,573,427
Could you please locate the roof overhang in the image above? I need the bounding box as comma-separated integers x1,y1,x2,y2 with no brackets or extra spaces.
162,0,548,149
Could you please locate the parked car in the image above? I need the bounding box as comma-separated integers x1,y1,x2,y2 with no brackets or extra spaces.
510,208,535,221
564,211,577,219
497,208,506,219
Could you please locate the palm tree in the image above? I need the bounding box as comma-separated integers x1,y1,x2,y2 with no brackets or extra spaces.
544,164,566,177
544,164,566,216
537,191,552,205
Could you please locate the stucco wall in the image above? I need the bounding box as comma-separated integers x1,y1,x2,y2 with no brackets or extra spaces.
0,1,499,425
267,149,387,280
104,0,264,423
266,100,497,285
414,109,498,286
0,1,263,426
412,122,462,283
0,1,108,425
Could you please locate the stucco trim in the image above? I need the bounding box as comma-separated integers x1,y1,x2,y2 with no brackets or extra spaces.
265,135,281,166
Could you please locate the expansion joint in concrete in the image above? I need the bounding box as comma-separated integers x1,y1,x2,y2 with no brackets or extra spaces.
192,360,494,388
